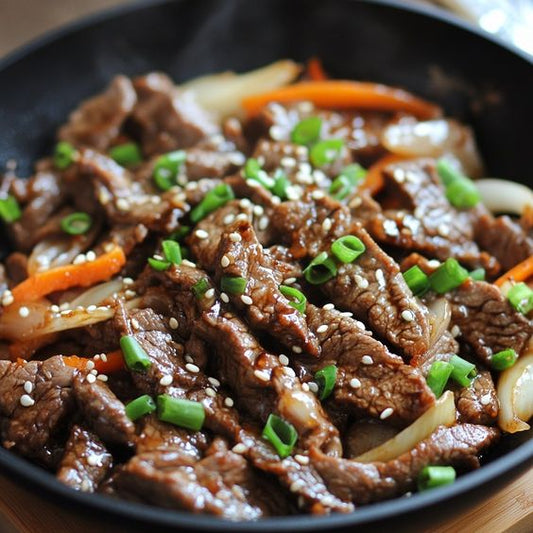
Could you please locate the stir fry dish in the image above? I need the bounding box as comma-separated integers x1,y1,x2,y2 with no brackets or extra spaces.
0,59,531,519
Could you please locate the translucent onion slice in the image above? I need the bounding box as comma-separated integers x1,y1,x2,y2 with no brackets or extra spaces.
69,278,124,308
475,178,533,216
427,297,451,350
354,391,456,463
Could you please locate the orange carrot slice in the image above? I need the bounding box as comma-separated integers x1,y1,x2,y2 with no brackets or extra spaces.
494,255,533,287
63,350,125,374
307,57,328,81
360,153,406,196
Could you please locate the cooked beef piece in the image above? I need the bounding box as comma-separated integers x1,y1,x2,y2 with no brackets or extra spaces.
0,356,76,466
185,148,241,180
73,374,135,447
347,189,382,224
131,73,219,156
453,371,499,425
252,139,309,172
59,76,137,151
447,278,533,364
4,252,28,283
416,329,459,376
214,220,320,357
311,424,499,505
474,213,533,272
343,420,398,459
57,425,112,492
102,223,149,257
304,304,434,424
366,159,499,275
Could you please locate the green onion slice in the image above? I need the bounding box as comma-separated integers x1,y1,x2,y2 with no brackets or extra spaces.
190,183,235,223
54,141,77,170
162,240,182,265
428,258,469,294
169,225,191,242
436,159,480,209
153,150,186,191
436,159,462,187
272,169,290,200
221,275,247,295
125,394,156,421
403,265,430,297
262,414,298,459
0,195,21,223
120,335,151,372
60,212,92,235
148,257,171,271
279,285,307,313
417,465,456,491
109,142,143,167
330,235,365,264
449,355,476,387
329,164,367,201
192,278,210,299
426,361,453,397
244,158,275,189
290,116,322,145
490,348,518,371
303,252,338,285
157,395,205,431
469,268,486,281
315,365,337,400
310,139,344,167
507,282,533,315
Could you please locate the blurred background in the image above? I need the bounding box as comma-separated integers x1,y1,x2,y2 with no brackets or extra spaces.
0,0,532,59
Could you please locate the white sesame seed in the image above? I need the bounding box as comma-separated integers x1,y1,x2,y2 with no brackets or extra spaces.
229,232,242,242
239,198,252,208
97,375,108,382
321,218,332,232
90,369,98,376
19,394,35,407
341,311,353,317
224,214,236,225
124,289,136,300
349,378,361,389
169,317,179,330
247,178,260,188
205,387,216,398
86,374,97,384
93,354,101,361
23,381,33,394
281,157,296,168
323,303,335,311
354,274,369,289
427,259,441,268
220,255,231,268
86,305,97,312
186,363,200,373
451,325,461,338
195,229,209,240
362,355,374,365
294,454,310,465
271,196,281,206
1,290,14,306
258,216,269,231
302,383,310,391
86,361,95,371
123,277,134,286
383,219,400,237
269,125,285,141
401,309,415,322
116,198,130,211
311,189,325,200
224,397,234,407
80,479,92,492
283,277,296,285
292,346,302,354
100,353,108,363
220,292,230,303
375,269,386,288
279,354,290,366
18,306,29,318
185,355,194,363
208,377,221,387
380,407,394,420
253,205,264,216
316,324,328,334
236,213,249,221
73,254,87,265
159,375,173,386
241,295,253,305
290,480,305,492
308,382,319,393
181,259,197,268
85,251,96,262
232,443,248,454
480,394,492,406
87,455,100,467
253,369,270,382
438,223,450,237
205,288,215,299
284,367,296,378
131,318,140,330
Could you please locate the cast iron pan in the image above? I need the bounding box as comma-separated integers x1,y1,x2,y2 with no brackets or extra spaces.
0,0,532,531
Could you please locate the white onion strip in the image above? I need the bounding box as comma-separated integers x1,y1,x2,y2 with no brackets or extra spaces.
476,178,533,215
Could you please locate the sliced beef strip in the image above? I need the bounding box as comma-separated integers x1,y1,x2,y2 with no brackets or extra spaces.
185,147,242,181
252,138,309,172
58,76,137,151
56,425,112,492
311,423,499,505
0,356,76,466
304,304,434,424
454,371,499,425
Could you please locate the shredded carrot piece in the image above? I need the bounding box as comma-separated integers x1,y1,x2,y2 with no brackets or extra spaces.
307,57,328,81
494,255,533,287
63,350,125,374
360,153,406,196
9,246,126,304
242,80,441,119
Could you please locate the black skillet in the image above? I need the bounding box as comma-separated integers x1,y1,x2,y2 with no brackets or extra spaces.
0,0,532,531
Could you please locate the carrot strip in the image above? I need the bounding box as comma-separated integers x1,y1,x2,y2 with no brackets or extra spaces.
63,350,125,374
307,57,328,81
494,255,533,287
9,246,126,304
242,80,441,119
360,153,406,196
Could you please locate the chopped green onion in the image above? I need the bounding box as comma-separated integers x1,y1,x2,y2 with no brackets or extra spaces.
303,252,338,285
169,225,190,242
157,395,205,431
291,116,322,145
315,365,337,400
109,142,143,167
310,139,344,167
148,257,170,271
162,240,182,265
426,361,453,397
221,276,247,295
428,258,469,294
262,414,298,459
60,212,92,235
153,150,186,191
243,158,275,189
125,394,156,421
491,348,518,371
279,285,307,313
0,195,21,223
190,183,235,223
417,465,456,491
120,335,151,372
507,282,533,315
436,159,480,208
436,159,462,187
54,141,77,170
339,163,367,184
469,268,485,281
330,235,365,264
272,169,290,200
449,355,476,387
403,265,430,297
192,278,210,299
329,164,367,201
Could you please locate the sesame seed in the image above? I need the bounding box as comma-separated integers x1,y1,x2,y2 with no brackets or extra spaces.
321,218,332,232
23,381,33,394
401,309,415,322
116,198,130,211
362,355,373,365
122,277,134,286
323,303,335,311
195,229,209,240
308,382,319,393
438,223,450,237
100,354,107,363
302,383,310,391
205,288,215,299
258,216,269,231
205,387,216,398
271,196,281,206
86,374,97,384
1,290,14,306
94,354,101,361
316,324,328,333
451,325,461,338
253,369,270,382
224,214,236,225
85,251,96,262
383,219,400,237
181,259,196,268
18,306,29,318
269,125,284,140
208,377,221,387
281,157,296,168
86,361,95,370
50,304,60,313
354,275,369,289
290,480,305,492
283,277,297,285
380,407,394,420
427,259,441,268
279,354,289,366
480,394,492,406
375,269,386,288
241,295,253,305
73,254,87,265
311,189,325,200
97,375,108,382
229,232,242,242
169,317,179,329
292,346,302,354
124,289,136,300
185,363,200,373
350,378,361,389
86,305,97,312
232,443,248,454
253,206,264,218
224,397,234,407
284,367,296,378
185,355,194,363
87,455,100,467
239,198,252,208
19,394,35,407
90,369,98,376
220,255,231,268
294,454,309,465
159,375,173,386
236,213,248,221
220,292,230,303
341,311,353,317
131,318,140,330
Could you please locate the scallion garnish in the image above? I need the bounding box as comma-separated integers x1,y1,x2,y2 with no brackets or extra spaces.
290,116,322,145
60,212,92,235
157,395,205,431
426,361,453,397
109,142,143,167
162,240,182,265
153,150,186,191
449,355,476,387
192,278,210,299
272,169,290,200
329,164,367,200
169,225,191,242
507,282,533,315
190,183,235,223
314,365,337,400
148,257,170,271
120,335,151,372
436,159,480,209
417,465,456,491
279,285,307,313
0,195,21,223
54,141,77,170
244,158,275,189
125,394,156,421
303,252,338,285
403,265,430,297
330,235,365,264
428,258,469,294
310,139,344,167
221,275,247,295
490,348,518,371
469,268,486,281
262,414,298,459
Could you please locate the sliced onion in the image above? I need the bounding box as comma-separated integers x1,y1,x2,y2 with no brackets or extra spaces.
497,342,533,433
354,390,456,463
475,178,533,216
69,278,124,308
427,297,451,350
